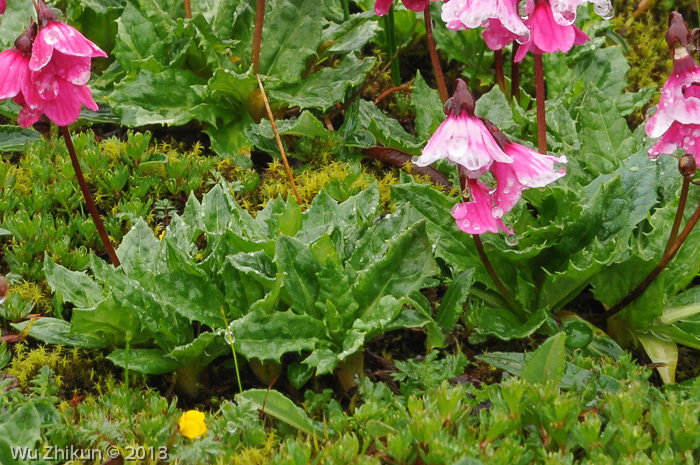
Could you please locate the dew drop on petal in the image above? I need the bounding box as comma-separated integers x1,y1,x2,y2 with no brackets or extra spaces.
595,2,614,19
473,223,480,231
507,177,515,187
462,219,470,228
451,204,461,216
516,31,530,44
492,206,504,219
503,187,511,194
505,234,519,246
411,156,420,164
44,29,60,45
552,11,575,26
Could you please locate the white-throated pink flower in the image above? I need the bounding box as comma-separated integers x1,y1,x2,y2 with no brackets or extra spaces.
441,0,530,45
549,0,613,25
419,79,567,235
513,0,589,62
413,79,512,174
646,13,700,160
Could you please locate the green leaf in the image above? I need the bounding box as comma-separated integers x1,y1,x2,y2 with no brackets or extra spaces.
0,126,41,152
12,318,106,349
0,404,42,449
113,2,164,69
321,11,380,54
435,269,474,331
520,332,567,385
201,184,234,234
230,310,324,362
359,100,422,154
108,348,182,374
475,307,548,340
269,55,375,111
116,218,162,278
575,86,638,175
108,68,217,126
236,389,325,435
474,86,516,133
637,333,678,384
354,220,436,321
259,0,325,83
276,235,323,316
167,332,228,366
573,46,629,99
152,271,227,327
412,72,444,140
44,259,104,309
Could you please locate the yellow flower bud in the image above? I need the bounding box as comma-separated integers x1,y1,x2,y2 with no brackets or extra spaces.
178,410,206,439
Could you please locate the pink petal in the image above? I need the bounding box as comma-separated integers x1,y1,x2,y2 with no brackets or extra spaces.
648,122,700,163
646,53,700,139
0,49,30,100
42,78,83,126
30,22,106,71
76,83,98,111
529,0,575,54
416,112,512,172
402,0,430,11
482,19,520,51
18,104,43,128
452,178,510,234
491,162,524,213
504,142,567,187
0,0,6,15
374,0,393,15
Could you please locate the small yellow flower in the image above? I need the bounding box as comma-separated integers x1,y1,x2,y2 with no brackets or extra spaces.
178,410,206,439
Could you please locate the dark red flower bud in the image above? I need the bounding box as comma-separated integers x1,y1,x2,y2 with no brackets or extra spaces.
667,12,692,53
14,21,37,56
444,79,475,117
679,153,697,177
33,0,59,28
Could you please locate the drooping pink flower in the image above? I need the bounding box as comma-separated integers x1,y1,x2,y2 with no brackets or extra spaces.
491,142,567,212
0,0,106,128
645,14,700,163
441,0,530,43
414,79,512,173
374,0,437,16
0,0,6,15
452,178,510,234
419,79,567,235
513,0,589,62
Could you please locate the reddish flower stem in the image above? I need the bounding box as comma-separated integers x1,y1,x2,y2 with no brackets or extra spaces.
511,43,521,102
60,126,120,267
494,50,506,95
183,0,192,18
252,0,266,74
595,196,700,324
534,54,547,154
424,8,449,104
665,176,691,255
459,171,522,318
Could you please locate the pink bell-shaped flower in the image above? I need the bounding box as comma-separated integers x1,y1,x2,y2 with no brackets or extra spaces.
442,0,530,44
413,79,513,174
513,0,589,62
0,0,106,127
549,0,613,25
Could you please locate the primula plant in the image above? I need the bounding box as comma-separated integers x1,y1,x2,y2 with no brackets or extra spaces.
7,0,700,462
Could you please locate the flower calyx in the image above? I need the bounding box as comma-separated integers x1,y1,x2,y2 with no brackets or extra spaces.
443,78,475,117
667,12,694,58
33,0,59,28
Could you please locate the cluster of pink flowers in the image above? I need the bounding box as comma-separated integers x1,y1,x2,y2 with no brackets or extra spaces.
0,0,105,127
646,13,700,164
442,0,604,60
415,79,566,234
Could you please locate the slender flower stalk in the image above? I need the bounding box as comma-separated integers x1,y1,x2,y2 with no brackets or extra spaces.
252,0,265,74
665,174,691,255
494,50,506,94
534,54,547,153
598,197,700,323
183,0,192,18
424,8,449,103
385,5,401,86
256,74,302,205
511,43,521,102
61,126,120,266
